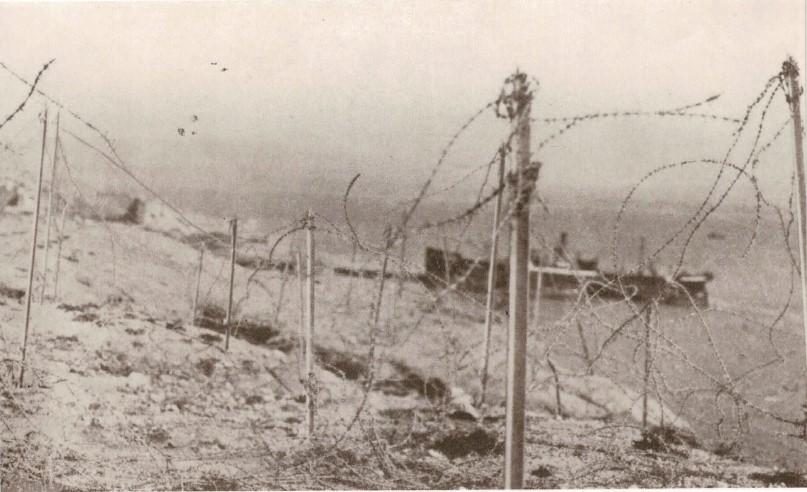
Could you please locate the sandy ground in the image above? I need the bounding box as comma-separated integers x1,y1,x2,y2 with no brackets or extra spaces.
2,196,806,490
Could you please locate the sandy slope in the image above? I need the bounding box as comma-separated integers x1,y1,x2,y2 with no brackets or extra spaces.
1,198,803,490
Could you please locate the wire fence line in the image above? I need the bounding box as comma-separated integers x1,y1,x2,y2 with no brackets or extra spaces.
2,57,807,488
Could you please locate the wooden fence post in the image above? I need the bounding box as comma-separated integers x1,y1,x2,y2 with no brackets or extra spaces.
52,202,69,301
547,358,562,420
783,57,807,436
442,235,452,288
642,304,653,431
480,147,506,407
296,249,305,380
225,218,237,351
191,248,204,325
304,210,316,436
396,234,407,300
19,107,48,387
531,269,543,323
40,112,60,303
273,246,292,326
345,240,357,309
504,72,534,489
576,320,592,369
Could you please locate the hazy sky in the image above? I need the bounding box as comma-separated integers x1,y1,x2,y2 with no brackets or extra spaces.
0,1,804,206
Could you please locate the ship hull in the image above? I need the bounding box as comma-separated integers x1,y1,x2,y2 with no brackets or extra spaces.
420,247,710,308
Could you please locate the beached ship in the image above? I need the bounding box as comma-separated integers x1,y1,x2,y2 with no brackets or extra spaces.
421,233,712,308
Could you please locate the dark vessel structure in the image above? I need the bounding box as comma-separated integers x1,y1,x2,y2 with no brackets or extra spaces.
421,233,711,308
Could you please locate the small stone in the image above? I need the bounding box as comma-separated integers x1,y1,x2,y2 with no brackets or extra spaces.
427,449,449,461
126,372,150,388
447,386,480,420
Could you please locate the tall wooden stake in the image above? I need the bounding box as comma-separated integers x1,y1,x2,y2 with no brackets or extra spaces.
480,147,506,406
40,112,60,303
396,234,407,300
528,269,543,326
442,235,452,287
191,248,204,325
304,210,316,436
642,304,653,431
345,240,357,309
296,249,305,380
784,57,807,435
52,202,69,300
273,246,292,326
504,72,533,489
225,218,237,351
19,107,48,387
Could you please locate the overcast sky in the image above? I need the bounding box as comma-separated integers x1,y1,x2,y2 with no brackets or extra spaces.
0,1,804,206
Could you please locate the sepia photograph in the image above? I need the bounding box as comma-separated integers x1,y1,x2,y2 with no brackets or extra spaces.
1,1,806,490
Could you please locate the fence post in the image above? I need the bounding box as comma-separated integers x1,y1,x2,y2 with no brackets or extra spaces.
296,249,305,380
345,240,357,309
191,248,204,325
480,147,506,407
504,72,534,489
547,358,562,419
225,218,237,351
52,202,69,301
304,210,316,436
442,235,452,288
19,107,48,387
783,57,807,436
642,303,653,431
531,269,543,323
576,320,592,369
396,234,407,301
40,112,60,303
273,246,292,326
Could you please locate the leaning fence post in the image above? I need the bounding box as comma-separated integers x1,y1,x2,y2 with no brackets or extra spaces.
480,147,506,407
191,248,204,325
783,57,807,436
225,218,237,351
304,210,317,436
40,112,60,303
19,107,49,387
504,72,534,489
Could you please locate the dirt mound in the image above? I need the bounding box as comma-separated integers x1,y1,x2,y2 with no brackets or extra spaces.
633,426,699,456
748,471,807,487
377,360,448,401
195,304,290,349
0,184,20,211
313,347,449,402
316,347,368,380
71,193,145,224
431,427,500,459
0,284,25,301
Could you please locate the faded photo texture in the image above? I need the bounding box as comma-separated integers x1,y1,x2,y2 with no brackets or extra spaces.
1,1,807,490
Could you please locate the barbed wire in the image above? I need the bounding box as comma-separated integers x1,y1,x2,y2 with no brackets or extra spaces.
0,59,54,133
394,100,498,241
5,59,807,485
669,76,786,277
60,128,230,248
620,73,784,276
